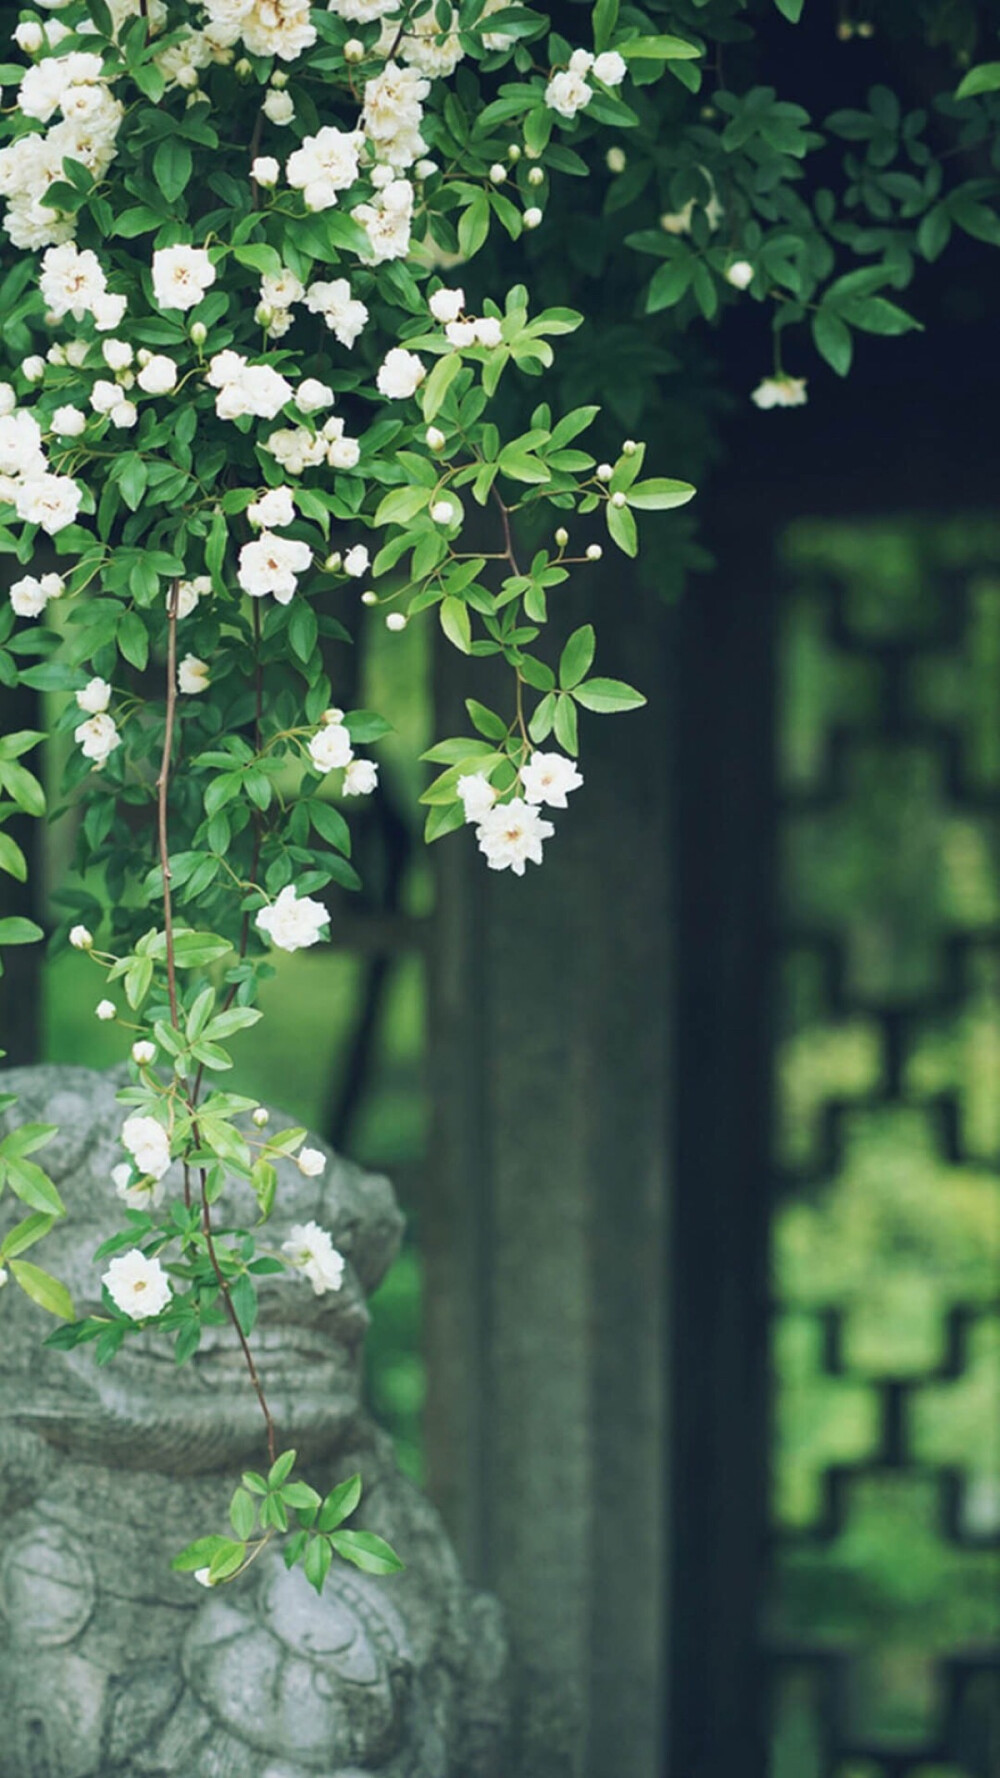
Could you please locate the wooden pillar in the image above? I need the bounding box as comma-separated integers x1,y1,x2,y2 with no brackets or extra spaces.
425,572,673,1777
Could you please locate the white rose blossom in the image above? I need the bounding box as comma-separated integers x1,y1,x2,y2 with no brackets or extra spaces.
103,1250,173,1320
136,353,178,394
178,653,210,694
238,532,313,603
76,676,112,715
520,751,583,808
376,346,425,399
475,797,555,875
248,484,296,529
457,772,496,822
151,244,216,311
255,884,329,951
122,1113,172,1179
343,758,378,796
297,1146,326,1177
751,374,808,409
74,711,121,767
281,1221,346,1295
308,723,353,774
343,543,369,578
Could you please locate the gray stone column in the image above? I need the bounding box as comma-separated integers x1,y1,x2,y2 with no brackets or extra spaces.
424,574,673,1778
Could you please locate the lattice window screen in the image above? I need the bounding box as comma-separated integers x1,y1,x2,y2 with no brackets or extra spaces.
766,519,1000,1778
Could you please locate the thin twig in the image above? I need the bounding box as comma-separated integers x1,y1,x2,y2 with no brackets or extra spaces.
200,1168,277,1467
156,583,180,1029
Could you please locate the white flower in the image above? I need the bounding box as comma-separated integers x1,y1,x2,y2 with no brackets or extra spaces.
303,278,369,347
51,403,87,436
248,484,296,529
592,49,627,84
343,543,369,578
376,346,425,400
69,924,93,950
586,543,603,561
131,1039,156,1065
13,473,82,534
237,0,316,60
457,772,496,822
74,711,121,767
39,242,107,317
297,1145,325,1177
544,69,592,118
385,611,406,632
0,1267,7,1288
429,285,464,323
445,320,476,348
397,3,464,77
430,499,455,524
109,399,137,429
194,1567,214,1587
92,291,129,331
520,750,583,809
90,378,121,415
343,758,378,795
178,653,210,694
252,1106,269,1127
362,61,429,168
208,353,293,421
122,1113,172,1179
0,410,45,477
96,998,116,1020
0,385,15,417
101,337,133,372
295,377,334,415
175,576,210,618
726,260,754,290
136,353,178,394
238,532,312,604
308,723,353,773
262,86,295,124
523,206,543,229
660,202,694,236
103,1249,172,1320
10,573,61,618
76,676,111,715
473,315,503,348
281,1221,345,1295
151,244,216,312
321,414,360,469
352,178,414,262
569,47,594,73
475,797,554,875
22,359,46,384
15,20,45,52
263,425,327,475
425,424,445,451
255,884,329,952
751,374,808,410
252,154,280,186
286,126,363,211
261,267,304,310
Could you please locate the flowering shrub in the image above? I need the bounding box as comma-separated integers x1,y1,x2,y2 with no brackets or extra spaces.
0,0,697,1589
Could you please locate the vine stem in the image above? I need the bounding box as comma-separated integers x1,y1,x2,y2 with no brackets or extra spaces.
199,1168,277,1468
158,581,277,1465
491,487,532,750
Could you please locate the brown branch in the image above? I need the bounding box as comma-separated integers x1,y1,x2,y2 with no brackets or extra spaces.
490,489,531,748
157,583,181,1029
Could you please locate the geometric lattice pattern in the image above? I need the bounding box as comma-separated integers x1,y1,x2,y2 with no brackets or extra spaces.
766,520,1000,1778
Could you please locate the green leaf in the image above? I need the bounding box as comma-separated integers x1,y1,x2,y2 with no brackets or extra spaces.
317,1472,362,1532
205,507,228,590
229,1487,257,1540
0,759,45,817
606,500,638,557
117,609,149,671
0,917,44,945
422,352,463,421
0,1212,55,1261
773,0,804,20
153,137,192,203
553,694,579,755
9,1260,74,1320
268,1448,297,1487
625,478,696,511
330,1529,405,1575
573,676,646,713
458,192,490,260
232,242,284,275
956,63,1000,100
559,624,596,690
303,1534,333,1594
618,33,700,59
440,596,472,654
811,310,853,377
171,1534,234,1573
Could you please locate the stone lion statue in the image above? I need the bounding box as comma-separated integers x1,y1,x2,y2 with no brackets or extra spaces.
0,1066,506,1778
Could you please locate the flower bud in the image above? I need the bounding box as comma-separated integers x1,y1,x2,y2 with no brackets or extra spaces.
271,68,288,88
23,356,45,383
69,924,93,950
622,438,638,455
385,611,407,631
176,64,199,89
527,166,544,187
554,526,569,547
252,1106,270,1127
190,321,207,346
426,425,446,451
611,491,627,508
252,155,280,187
489,163,506,183
15,20,44,52
322,707,345,725
524,143,541,160
586,543,603,561
255,302,275,328
857,19,874,35
96,999,116,1021
596,463,613,482
726,259,754,291
343,36,365,60
47,343,66,366
235,56,252,78
606,146,626,174
430,499,455,524
523,206,543,229
361,590,378,605
323,551,342,572
131,1040,156,1065
507,142,521,162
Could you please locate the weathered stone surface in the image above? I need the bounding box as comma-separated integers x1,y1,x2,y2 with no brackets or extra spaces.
0,1065,506,1778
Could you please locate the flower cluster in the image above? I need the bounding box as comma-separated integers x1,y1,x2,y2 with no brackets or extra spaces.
456,753,583,876
0,46,123,250
545,48,627,120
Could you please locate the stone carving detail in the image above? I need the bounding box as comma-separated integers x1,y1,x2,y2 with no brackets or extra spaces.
0,1066,506,1778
